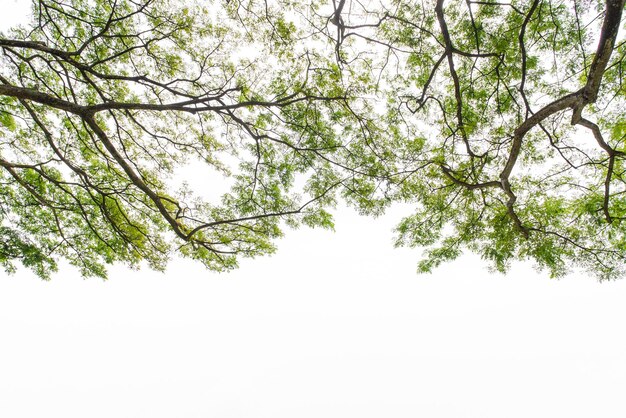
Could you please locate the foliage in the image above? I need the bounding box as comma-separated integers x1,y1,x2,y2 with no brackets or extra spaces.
0,0,385,278
2,0,626,280
325,0,626,279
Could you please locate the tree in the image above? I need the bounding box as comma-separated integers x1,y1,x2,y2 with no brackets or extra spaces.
323,0,626,279
2,0,626,280
0,0,384,278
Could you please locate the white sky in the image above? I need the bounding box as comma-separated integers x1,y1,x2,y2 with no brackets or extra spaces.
1,2,626,417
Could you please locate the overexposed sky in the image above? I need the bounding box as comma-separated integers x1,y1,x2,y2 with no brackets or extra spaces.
1,2,626,417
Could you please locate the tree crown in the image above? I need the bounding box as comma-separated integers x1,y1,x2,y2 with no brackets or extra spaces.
1,0,625,280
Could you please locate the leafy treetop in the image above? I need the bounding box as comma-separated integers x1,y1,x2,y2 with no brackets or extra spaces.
0,0,384,278
325,0,626,279
1,0,626,280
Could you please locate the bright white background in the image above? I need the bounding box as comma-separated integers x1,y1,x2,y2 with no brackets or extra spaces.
1,2,626,417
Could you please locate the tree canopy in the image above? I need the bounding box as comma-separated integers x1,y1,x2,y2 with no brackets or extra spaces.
1,0,625,279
